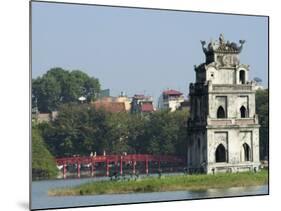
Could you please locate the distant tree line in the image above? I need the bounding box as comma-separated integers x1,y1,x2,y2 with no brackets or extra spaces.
34,87,269,176
255,88,269,160
32,125,58,180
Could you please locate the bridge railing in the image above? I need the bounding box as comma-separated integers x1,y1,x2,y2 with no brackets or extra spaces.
55,154,185,179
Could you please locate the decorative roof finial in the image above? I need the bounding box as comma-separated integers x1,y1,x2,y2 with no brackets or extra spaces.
219,33,225,45
239,40,246,46
238,40,246,52
200,35,246,56
200,40,207,54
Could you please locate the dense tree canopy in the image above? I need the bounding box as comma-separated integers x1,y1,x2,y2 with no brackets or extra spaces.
144,110,188,155
38,104,189,158
36,88,267,160
255,89,269,160
32,126,58,180
32,68,100,112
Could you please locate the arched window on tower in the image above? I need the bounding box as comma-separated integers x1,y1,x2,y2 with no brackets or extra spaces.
217,106,226,118
243,143,251,161
215,144,226,162
239,70,246,84
240,106,248,118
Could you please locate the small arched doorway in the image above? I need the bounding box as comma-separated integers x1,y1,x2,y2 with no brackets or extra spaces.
240,106,247,118
215,144,226,162
239,70,246,84
243,143,251,161
217,106,226,118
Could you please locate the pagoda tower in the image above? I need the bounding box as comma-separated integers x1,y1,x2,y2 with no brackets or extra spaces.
187,34,260,174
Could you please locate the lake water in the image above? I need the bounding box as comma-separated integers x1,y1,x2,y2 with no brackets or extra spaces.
31,175,269,210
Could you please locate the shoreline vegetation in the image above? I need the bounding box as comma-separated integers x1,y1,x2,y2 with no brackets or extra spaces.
32,68,269,181
48,170,268,196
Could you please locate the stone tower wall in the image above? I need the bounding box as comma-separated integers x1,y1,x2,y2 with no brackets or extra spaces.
187,35,260,174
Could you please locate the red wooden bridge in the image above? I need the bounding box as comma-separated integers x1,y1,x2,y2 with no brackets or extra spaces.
56,154,185,179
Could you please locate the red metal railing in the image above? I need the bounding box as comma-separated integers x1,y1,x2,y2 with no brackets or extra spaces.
56,154,185,179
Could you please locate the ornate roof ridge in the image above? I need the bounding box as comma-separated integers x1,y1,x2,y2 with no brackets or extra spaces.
200,34,245,54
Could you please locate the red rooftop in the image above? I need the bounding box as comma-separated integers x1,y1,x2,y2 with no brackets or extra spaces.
163,89,183,96
140,103,154,112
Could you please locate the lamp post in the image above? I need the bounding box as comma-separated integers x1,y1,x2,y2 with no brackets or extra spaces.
78,96,86,104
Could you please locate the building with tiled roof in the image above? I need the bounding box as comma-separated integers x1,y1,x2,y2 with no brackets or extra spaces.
93,92,132,112
91,101,126,113
131,94,154,114
115,92,132,111
162,89,183,96
140,103,154,113
158,89,185,112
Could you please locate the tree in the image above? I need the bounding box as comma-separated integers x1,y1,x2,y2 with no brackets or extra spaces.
32,126,58,180
173,110,189,157
127,114,148,154
40,103,111,157
32,68,100,112
144,110,189,156
255,89,269,160
38,103,189,158
105,112,131,154
32,75,62,112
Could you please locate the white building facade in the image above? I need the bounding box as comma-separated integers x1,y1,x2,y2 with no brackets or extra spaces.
187,35,260,174
158,90,184,112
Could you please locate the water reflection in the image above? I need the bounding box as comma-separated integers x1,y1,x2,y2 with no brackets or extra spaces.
31,177,268,210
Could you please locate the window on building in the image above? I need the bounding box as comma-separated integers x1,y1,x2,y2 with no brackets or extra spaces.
240,106,248,118
239,70,246,84
217,106,226,118
215,144,226,162
243,143,251,161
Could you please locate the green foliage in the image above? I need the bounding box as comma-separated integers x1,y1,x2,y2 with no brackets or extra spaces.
40,103,109,156
145,110,188,155
105,112,131,154
49,170,268,196
32,68,188,159
39,104,189,158
32,67,100,112
255,89,269,160
127,114,148,154
32,126,58,180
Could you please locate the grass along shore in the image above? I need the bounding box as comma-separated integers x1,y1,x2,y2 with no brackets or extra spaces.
49,170,268,196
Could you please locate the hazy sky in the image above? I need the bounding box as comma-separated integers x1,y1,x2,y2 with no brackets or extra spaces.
32,2,268,102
